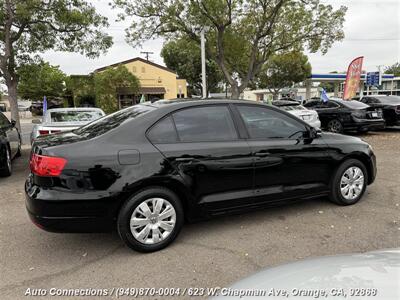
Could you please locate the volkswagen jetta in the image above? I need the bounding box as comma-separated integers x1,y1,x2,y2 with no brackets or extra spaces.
25,99,376,252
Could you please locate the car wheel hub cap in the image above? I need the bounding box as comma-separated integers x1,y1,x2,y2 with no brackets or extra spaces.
340,166,364,200
6,149,11,170
130,198,176,245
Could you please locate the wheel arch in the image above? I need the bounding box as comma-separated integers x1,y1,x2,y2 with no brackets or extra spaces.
114,177,194,221
342,152,374,185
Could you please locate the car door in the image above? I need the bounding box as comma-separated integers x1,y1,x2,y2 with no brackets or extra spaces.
0,113,18,157
234,104,332,204
147,104,254,213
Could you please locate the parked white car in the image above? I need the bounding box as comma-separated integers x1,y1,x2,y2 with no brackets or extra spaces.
272,100,321,128
31,107,105,143
212,248,400,300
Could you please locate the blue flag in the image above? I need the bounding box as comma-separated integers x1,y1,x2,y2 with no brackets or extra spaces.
320,88,329,103
43,96,47,114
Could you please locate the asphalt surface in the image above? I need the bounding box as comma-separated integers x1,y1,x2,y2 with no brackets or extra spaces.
1,129,399,300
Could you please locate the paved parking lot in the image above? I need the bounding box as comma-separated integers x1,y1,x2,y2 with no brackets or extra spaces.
1,129,399,300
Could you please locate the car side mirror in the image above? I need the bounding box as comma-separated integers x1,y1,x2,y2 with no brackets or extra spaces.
11,119,16,127
32,119,41,124
304,127,320,140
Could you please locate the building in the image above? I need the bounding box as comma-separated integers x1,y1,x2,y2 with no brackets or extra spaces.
306,73,397,98
243,87,319,102
95,57,187,108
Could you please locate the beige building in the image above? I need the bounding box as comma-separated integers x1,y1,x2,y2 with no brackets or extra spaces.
95,57,187,108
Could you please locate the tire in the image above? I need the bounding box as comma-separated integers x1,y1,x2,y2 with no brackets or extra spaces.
15,138,22,158
117,187,184,252
0,145,12,177
327,119,344,133
329,159,368,206
357,128,369,134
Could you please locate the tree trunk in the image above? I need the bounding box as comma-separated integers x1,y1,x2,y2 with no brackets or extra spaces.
230,84,241,99
6,78,21,132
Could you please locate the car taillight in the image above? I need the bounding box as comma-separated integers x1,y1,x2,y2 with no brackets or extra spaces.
38,130,50,135
30,154,67,177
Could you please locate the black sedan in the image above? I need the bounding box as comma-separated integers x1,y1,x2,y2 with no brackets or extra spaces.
303,98,384,133
0,112,21,176
26,99,376,252
359,95,400,126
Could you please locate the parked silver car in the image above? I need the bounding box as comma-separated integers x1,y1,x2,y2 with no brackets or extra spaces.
31,107,105,143
211,249,399,300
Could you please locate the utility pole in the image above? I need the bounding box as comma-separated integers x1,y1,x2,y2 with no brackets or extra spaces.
201,28,207,98
141,51,154,61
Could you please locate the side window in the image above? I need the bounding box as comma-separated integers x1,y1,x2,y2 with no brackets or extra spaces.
172,106,238,142
147,116,178,144
360,97,369,103
0,113,10,128
237,105,306,139
303,101,318,108
326,102,340,108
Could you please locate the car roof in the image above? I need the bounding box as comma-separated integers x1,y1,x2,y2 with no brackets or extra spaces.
147,98,262,108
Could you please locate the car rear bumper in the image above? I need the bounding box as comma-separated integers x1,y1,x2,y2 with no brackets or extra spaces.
25,178,118,232
346,118,385,131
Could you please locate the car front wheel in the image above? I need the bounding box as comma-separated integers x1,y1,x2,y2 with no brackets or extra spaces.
327,119,344,133
117,187,184,252
329,159,368,205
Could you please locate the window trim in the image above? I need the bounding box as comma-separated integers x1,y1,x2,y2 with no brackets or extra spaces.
233,103,308,141
146,104,241,144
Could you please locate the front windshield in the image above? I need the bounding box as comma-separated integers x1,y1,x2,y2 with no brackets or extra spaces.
73,105,154,139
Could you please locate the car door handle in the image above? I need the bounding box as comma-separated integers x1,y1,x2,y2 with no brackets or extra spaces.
254,151,270,157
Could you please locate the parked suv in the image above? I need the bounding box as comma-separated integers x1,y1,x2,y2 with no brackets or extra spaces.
26,100,377,252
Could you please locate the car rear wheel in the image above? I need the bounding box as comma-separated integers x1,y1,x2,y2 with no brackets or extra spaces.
0,146,12,177
117,187,184,252
327,119,343,133
329,159,368,205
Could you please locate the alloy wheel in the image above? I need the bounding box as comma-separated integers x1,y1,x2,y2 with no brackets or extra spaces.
6,148,11,172
130,198,176,245
328,120,343,133
340,166,364,200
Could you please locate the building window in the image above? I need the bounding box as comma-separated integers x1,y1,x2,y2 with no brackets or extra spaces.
141,67,145,73
132,66,136,72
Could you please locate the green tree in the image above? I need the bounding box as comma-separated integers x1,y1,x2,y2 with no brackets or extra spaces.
161,38,224,95
0,0,112,130
65,75,95,107
17,62,66,101
113,0,347,99
257,51,311,99
94,65,140,114
384,63,400,77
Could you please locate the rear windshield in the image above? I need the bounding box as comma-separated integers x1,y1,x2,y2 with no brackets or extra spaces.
73,105,154,139
340,100,369,109
376,96,400,104
50,110,104,123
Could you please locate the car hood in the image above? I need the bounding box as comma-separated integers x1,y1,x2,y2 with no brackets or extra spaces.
212,249,400,300
320,131,365,144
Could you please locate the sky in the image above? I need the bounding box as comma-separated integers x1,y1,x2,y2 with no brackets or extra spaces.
41,0,400,75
